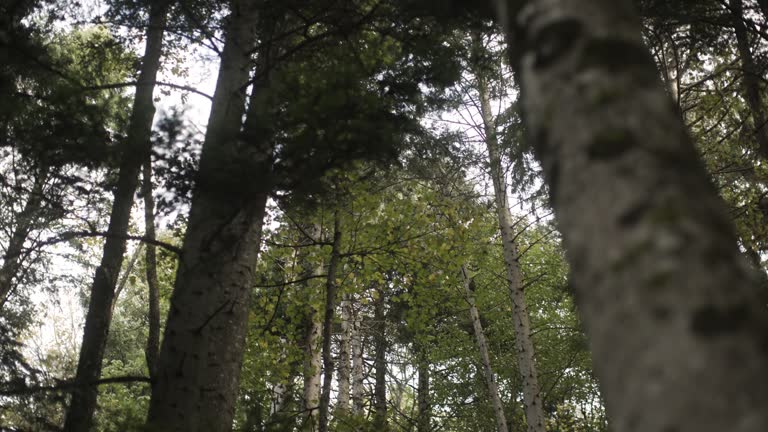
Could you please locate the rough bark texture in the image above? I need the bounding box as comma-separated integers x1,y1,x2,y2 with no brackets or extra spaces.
63,3,168,430
503,1,768,431
145,2,273,429
461,265,509,432
143,158,161,381
0,166,46,308
373,286,387,430
731,0,768,160
475,48,545,432
319,214,343,432
336,293,351,413
351,301,365,414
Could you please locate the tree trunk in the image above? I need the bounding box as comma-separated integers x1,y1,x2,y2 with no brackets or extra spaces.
731,0,768,161
416,345,430,432
112,243,143,312
63,3,168,430
0,166,47,308
373,286,387,430
351,299,365,415
336,293,352,414
143,157,161,381
501,1,768,431
319,212,343,432
474,37,545,432
302,306,322,432
461,265,509,432
302,224,323,432
145,2,276,429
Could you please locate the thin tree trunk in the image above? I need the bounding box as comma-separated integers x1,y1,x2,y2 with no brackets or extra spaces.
63,3,168,430
142,157,161,381
319,212,343,432
336,293,351,413
111,243,143,312
461,265,509,432
0,166,47,308
473,36,545,432
731,0,768,160
145,2,276,429
373,286,387,430
302,224,323,432
302,305,322,432
351,299,365,415
500,1,768,431
416,345,430,432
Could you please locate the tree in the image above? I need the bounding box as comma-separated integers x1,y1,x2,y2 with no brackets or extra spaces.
64,2,170,429
501,0,768,431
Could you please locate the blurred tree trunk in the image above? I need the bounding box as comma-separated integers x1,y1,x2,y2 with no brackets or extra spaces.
63,2,169,430
501,0,768,431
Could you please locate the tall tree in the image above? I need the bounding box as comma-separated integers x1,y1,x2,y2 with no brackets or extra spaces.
64,2,169,429
145,1,274,429
472,33,546,432
501,0,768,431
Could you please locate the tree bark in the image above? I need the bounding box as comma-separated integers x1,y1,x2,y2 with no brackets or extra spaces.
336,293,352,413
63,2,168,430
474,37,545,432
351,298,365,415
142,157,161,382
145,2,276,429
0,166,47,308
731,0,768,161
373,286,387,430
461,265,509,432
319,212,343,432
502,1,768,431
302,224,323,432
